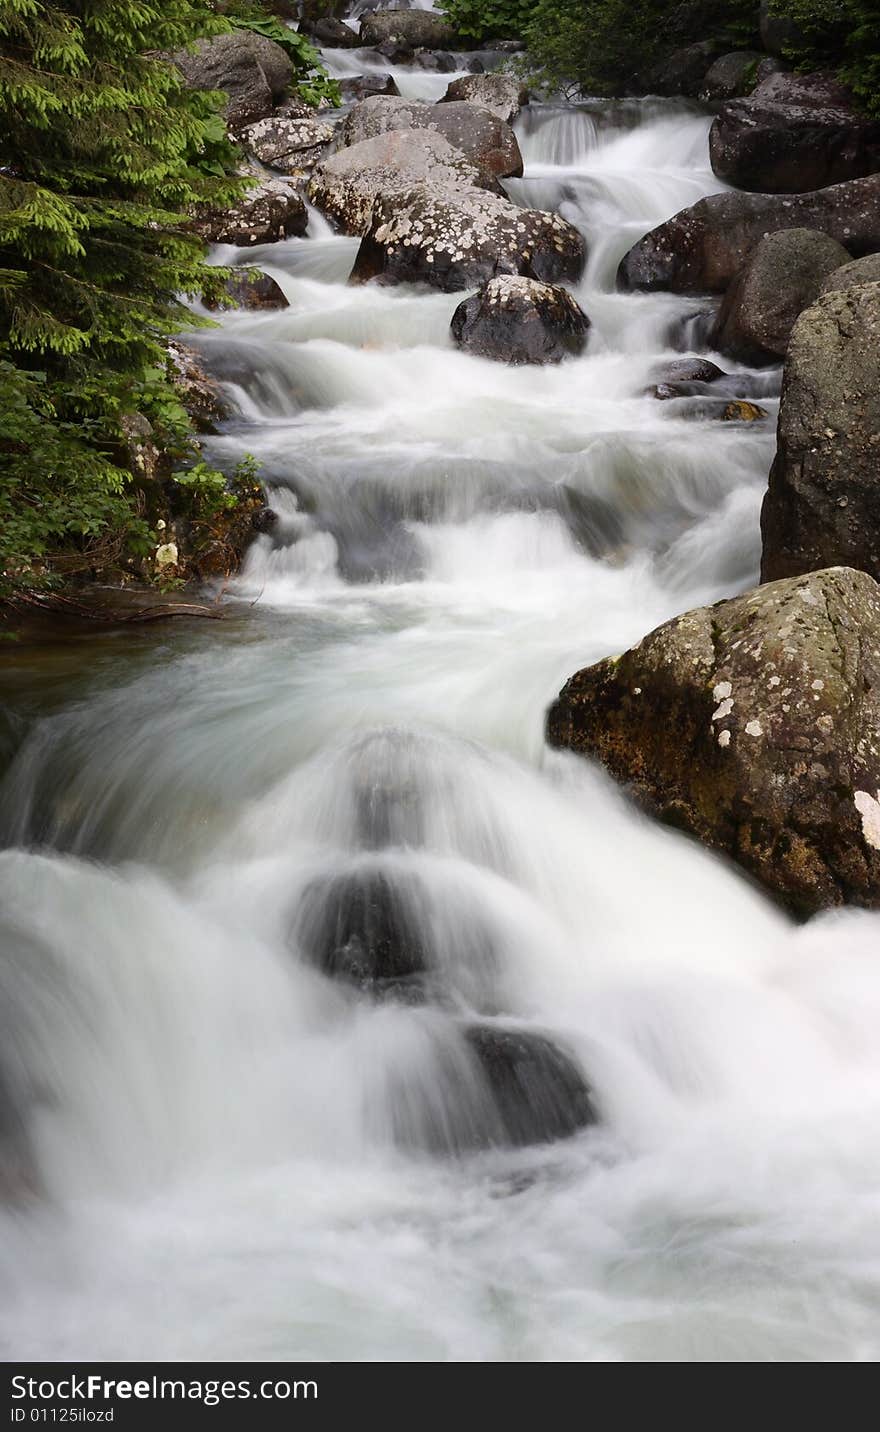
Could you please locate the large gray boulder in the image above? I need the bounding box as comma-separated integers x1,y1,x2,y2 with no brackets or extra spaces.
308,130,483,235
342,96,523,188
710,227,850,364
618,175,880,293
761,282,880,584
441,73,529,123
240,115,335,173
547,567,880,915
358,9,456,50
450,275,590,364
819,252,880,297
352,186,587,292
191,175,308,245
700,51,763,103
709,71,880,192
165,31,292,129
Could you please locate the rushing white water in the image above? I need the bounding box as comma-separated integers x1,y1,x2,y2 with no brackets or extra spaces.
3,78,880,1365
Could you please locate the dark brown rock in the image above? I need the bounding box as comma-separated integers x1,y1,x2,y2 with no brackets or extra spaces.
761,282,880,583
450,275,590,364
547,567,880,915
203,267,288,311
618,176,880,294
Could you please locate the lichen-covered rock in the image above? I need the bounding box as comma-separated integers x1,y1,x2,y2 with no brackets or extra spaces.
203,267,288,311
164,31,291,129
308,130,483,235
167,342,228,433
700,51,763,103
342,96,523,187
441,73,529,123
450,275,590,364
819,252,880,297
710,227,850,364
358,9,456,50
618,175,880,294
191,176,308,245
709,72,880,192
547,567,880,915
761,282,880,584
240,115,334,173
352,186,587,292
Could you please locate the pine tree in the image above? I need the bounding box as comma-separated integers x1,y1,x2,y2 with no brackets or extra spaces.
0,0,243,594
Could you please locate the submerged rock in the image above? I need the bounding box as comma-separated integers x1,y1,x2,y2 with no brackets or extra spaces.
203,267,288,311
294,867,428,996
547,567,880,915
710,71,880,192
342,95,523,188
451,275,590,364
710,228,850,364
164,31,291,129
191,176,308,246
648,358,727,390
761,282,880,583
352,186,587,292
463,1024,596,1148
617,176,880,294
441,73,529,123
308,130,483,235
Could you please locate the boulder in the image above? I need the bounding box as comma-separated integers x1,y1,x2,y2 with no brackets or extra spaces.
547,567,880,915
450,275,590,364
203,267,289,311
441,72,529,123
308,130,483,235
700,51,763,103
167,342,228,433
240,115,334,172
294,867,427,997
164,31,291,129
358,9,456,50
311,17,360,47
709,72,880,192
413,50,459,74
338,74,400,104
710,227,850,364
646,40,719,97
192,175,308,245
649,358,727,387
820,252,880,297
341,95,523,187
761,282,880,584
463,1025,596,1149
618,175,880,294
352,186,587,291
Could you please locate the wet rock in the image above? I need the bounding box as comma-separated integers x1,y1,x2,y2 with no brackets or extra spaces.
463,1025,596,1148
709,72,880,192
311,17,360,47
167,343,228,433
761,282,880,584
710,228,850,364
617,175,880,294
163,31,291,129
646,41,719,97
338,74,400,104
649,358,727,388
352,186,587,292
451,275,590,364
547,566,880,915
308,130,483,235
251,506,279,534
359,10,455,50
413,50,459,74
191,175,308,245
294,867,428,995
342,95,523,188
441,73,529,123
717,399,768,421
700,51,763,103
240,115,335,173
203,267,289,311
819,252,880,297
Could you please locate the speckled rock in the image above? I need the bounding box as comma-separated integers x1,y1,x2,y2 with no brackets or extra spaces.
547,567,880,915
820,252,880,297
163,32,291,129
618,176,880,294
351,186,587,292
761,282,880,584
308,130,483,235
358,9,455,50
700,51,763,103
240,115,334,173
451,275,590,363
710,228,850,364
191,176,308,245
709,72,880,192
167,343,228,433
441,73,529,123
342,96,522,187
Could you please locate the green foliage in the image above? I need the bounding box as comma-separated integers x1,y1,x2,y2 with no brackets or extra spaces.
440,0,536,43
768,0,880,115
225,3,340,105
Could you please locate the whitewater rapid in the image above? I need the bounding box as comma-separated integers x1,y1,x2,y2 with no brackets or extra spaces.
3,81,880,1362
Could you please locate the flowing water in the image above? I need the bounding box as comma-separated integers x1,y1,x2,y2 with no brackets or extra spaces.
3,53,880,1364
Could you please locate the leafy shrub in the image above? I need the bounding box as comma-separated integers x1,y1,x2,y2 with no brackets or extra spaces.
225,3,341,106
768,0,880,115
